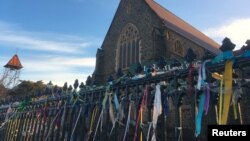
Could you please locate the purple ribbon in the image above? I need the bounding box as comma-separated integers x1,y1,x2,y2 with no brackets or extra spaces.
204,84,210,115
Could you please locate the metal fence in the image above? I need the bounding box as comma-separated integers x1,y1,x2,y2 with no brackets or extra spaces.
1,49,250,141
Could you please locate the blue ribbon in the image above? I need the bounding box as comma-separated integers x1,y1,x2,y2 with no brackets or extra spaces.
114,90,120,112
202,61,208,80
197,60,210,90
195,93,205,137
242,50,250,58
162,93,169,117
197,64,203,90
84,104,89,117
212,51,234,64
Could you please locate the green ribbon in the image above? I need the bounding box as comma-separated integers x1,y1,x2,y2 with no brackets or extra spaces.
17,99,31,111
70,91,84,105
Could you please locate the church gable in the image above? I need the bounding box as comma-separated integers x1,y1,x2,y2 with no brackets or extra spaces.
93,0,220,84
93,0,165,83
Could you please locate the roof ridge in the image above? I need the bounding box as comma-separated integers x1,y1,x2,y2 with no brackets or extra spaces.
145,0,220,54
146,0,194,28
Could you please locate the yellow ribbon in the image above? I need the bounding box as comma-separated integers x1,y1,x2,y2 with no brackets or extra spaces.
233,103,238,120
212,72,223,124
219,77,223,124
232,85,242,120
89,106,98,133
212,72,223,80
221,60,233,124
238,103,243,124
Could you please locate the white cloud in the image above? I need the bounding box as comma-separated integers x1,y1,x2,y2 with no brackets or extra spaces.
0,54,96,87
0,21,98,86
0,34,82,53
19,55,96,86
22,55,96,72
204,18,250,50
0,21,102,54
22,72,91,87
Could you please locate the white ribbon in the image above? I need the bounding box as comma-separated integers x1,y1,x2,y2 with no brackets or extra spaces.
93,110,103,141
151,84,162,141
70,107,83,141
197,60,210,90
122,101,132,141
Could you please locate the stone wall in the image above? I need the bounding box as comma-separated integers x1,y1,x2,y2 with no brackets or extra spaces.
93,0,164,83
165,29,206,60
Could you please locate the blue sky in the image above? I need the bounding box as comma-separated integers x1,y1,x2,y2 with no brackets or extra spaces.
0,0,249,86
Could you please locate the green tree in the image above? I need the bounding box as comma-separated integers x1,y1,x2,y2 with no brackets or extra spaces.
86,76,92,86
79,82,84,89
68,85,73,93
10,80,45,97
63,82,68,92
73,79,79,90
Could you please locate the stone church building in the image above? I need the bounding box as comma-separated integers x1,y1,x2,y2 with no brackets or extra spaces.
93,0,220,83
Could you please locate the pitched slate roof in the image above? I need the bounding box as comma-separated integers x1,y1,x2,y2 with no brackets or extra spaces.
4,54,23,70
145,0,220,54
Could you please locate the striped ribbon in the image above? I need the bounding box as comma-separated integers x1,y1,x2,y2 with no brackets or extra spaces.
133,85,148,141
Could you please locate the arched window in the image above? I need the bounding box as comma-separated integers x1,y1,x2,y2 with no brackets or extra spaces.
174,40,184,57
117,23,140,70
